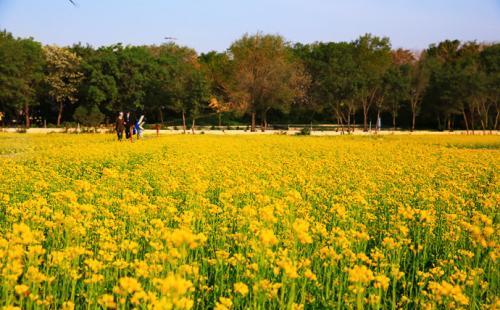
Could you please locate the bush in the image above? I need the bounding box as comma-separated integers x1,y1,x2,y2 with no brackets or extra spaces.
73,105,105,128
296,127,311,135
62,122,77,129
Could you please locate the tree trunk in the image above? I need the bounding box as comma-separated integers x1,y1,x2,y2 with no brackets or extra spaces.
447,117,452,132
261,110,268,132
347,112,351,134
218,113,222,127
191,117,195,134
363,103,368,132
375,109,380,133
158,107,164,125
462,109,469,134
251,111,256,132
182,109,186,134
24,104,30,129
470,109,475,135
339,114,344,134
57,102,63,127
494,109,499,131
352,113,356,132
392,112,396,131
479,114,486,135
336,111,340,133
411,108,416,132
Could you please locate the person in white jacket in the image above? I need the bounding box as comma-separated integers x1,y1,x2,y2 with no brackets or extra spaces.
135,115,145,139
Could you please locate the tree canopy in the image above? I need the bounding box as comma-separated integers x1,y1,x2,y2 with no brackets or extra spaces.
0,30,498,131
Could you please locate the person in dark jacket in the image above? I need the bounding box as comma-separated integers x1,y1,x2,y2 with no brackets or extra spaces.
124,112,131,139
115,112,125,141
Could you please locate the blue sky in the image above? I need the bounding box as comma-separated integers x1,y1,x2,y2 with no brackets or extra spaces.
0,0,499,53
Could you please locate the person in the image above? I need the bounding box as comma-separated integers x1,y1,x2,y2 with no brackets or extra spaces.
115,112,125,141
135,114,145,139
124,112,131,139
127,112,136,142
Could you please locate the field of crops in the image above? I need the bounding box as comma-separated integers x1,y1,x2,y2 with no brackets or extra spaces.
0,134,498,309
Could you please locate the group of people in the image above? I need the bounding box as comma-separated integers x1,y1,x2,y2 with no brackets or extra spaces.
115,112,145,141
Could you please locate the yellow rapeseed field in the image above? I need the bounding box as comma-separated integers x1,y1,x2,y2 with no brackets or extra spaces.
0,133,498,309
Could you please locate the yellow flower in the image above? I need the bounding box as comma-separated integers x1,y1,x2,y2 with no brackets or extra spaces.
98,294,117,309
304,269,317,281
215,297,233,310
61,301,75,310
174,297,194,309
153,273,194,297
428,280,469,306
374,275,390,291
348,265,374,285
292,219,312,244
259,229,278,246
113,277,142,296
14,284,30,297
0,133,497,307
234,282,249,296
292,303,304,310
83,274,105,284
277,258,298,279
85,258,105,273
169,228,206,249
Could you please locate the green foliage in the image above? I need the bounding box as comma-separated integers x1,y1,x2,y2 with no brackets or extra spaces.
0,29,499,131
73,104,105,127
228,33,310,131
44,45,84,126
296,126,311,135
300,41,360,126
0,30,44,127
424,40,500,131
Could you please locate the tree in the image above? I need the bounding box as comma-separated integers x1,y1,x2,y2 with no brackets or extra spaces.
379,49,412,130
426,40,465,131
72,44,119,121
353,34,392,131
184,68,210,133
479,43,500,131
200,51,235,127
408,52,430,131
73,104,105,128
154,43,209,133
115,45,155,113
0,31,44,128
228,33,310,131
144,45,173,125
2,29,500,132
44,45,83,126
303,42,360,133
456,42,484,134
208,97,231,127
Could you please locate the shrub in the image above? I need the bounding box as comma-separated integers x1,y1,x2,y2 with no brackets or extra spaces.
73,105,105,128
296,127,311,135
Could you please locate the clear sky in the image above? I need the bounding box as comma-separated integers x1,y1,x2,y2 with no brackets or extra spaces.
0,0,499,53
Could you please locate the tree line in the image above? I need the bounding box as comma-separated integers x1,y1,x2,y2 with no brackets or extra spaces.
0,30,498,132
